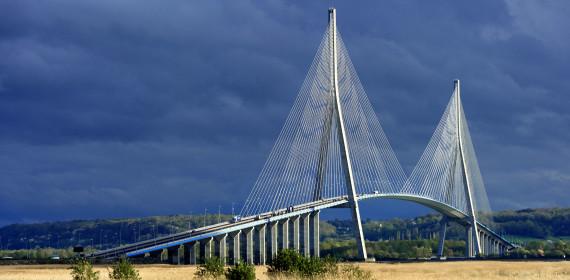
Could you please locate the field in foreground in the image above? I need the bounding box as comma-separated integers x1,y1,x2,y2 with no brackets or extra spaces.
0,261,569,280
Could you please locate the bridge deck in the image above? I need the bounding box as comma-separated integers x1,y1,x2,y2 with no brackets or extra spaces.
89,193,514,260
90,197,347,259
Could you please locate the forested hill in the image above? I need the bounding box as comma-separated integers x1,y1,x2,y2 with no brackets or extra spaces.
1,208,569,251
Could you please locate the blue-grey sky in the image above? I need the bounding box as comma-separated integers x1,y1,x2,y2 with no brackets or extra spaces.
0,1,569,226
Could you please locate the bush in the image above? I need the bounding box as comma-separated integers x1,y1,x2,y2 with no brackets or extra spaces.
69,258,99,280
297,256,328,278
108,258,141,280
268,249,303,274
268,249,345,278
225,261,255,280
339,263,373,280
195,257,225,279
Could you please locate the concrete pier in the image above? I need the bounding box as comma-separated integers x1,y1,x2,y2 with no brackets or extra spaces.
301,214,310,257
437,217,447,257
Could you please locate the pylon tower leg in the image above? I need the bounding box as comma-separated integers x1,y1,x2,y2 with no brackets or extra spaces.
328,8,367,261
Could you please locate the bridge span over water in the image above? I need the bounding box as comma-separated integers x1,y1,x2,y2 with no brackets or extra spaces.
90,8,514,263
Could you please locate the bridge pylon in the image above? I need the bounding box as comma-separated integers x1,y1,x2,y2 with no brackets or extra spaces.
325,7,367,261
454,80,482,257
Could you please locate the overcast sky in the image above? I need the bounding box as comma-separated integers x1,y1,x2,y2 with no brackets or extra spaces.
0,1,569,226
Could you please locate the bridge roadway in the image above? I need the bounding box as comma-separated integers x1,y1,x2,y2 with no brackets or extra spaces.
89,193,514,261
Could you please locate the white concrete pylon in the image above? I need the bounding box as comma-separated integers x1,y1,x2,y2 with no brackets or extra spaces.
455,80,482,256
329,7,368,261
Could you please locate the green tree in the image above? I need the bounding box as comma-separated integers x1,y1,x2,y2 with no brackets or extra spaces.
225,261,255,280
268,249,303,274
195,257,225,279
69,258,99,280
108,258,141,280
268,249,340,278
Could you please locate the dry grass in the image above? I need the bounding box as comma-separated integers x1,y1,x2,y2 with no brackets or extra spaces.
362,261,570,280
0,261,569,280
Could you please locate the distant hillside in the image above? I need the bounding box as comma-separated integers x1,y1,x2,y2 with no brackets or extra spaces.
1,208,570,251
0,214,232,251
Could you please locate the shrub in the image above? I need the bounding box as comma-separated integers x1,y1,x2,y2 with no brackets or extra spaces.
69,258,100,280
268,249,342,278
268,249,303,274
195,257,225,279
225,261,255,280
108,258,141,280
300,256,329,278
339,263,373,280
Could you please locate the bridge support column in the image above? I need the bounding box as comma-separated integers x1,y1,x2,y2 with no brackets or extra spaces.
465,226,473,258
257,224,266,265
486,234,489,256
311,211,320,257
177,245,184,265
245,228,254,264
230,230,241,265
167,247,180,265
270,221,279,258
487,235,491,256
480,233,484,256
489,236,497,256
301,214,311,257
486,234,490,256
184,242,198,264
437,217,448,258
482,232,487,256
216,234,227,264
479,231,484,257
292,216,300,252
281,218,290,249
200,237,214,261
161,248,168,262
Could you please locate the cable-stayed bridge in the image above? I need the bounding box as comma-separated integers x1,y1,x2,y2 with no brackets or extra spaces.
90,8,514,263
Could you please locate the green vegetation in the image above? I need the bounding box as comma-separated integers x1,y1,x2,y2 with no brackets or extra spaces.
225,261,256,280
507,240,569,258
268,249,334,278
195,257,225,279
322,239,464,260
108,258,141,280
2,207,570,260
194,258,256,280
0,214,232,251
69,258,99,280
0,247,74,260
268,249,371,279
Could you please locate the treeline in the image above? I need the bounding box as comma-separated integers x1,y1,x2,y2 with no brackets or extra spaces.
0,247,75,260
1,207,570,260
324,208,570,243
493,208,570,238
322,239,467,260
0,214,232,251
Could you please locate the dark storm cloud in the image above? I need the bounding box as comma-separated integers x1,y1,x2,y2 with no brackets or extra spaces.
0,1,569,225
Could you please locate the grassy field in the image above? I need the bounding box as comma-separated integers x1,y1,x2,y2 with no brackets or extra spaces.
0,261,569,280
